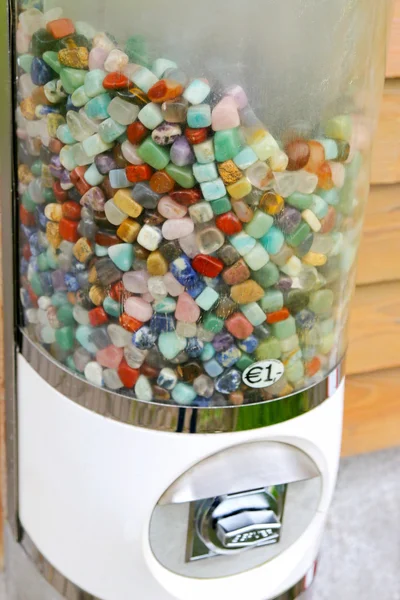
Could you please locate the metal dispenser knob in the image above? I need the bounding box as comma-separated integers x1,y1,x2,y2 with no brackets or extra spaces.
216,509,281,549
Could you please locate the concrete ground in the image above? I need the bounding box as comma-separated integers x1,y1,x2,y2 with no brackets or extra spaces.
0,446,399,599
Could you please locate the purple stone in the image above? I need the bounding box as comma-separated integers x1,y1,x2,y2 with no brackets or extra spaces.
80,187,106,211
49,156,63,179
276,276,292,292
170,136,195,167
212,332,234,352
51,269,68,291
275,207,302,235
60,169,72,186
95,152,118,175
152,123,182,146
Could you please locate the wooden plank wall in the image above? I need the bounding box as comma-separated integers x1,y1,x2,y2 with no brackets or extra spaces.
343,2,400,455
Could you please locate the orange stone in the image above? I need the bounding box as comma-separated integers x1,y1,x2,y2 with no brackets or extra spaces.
305,357,321,377
127,121,149,144
231,200,253,223
259,192,284,216
148,79,184,103
70,166,91,195
59,218,79,243
285,139,310,171
103,72,130,90
266,308,290,324
126,164,153,183
150,171,175,194
304,140,325,173
20,205,36,227
119,313,143,333
118,360,140,388
46,18,75,39
317,162,334,190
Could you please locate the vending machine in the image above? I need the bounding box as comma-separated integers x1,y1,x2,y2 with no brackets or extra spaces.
2,0,390,598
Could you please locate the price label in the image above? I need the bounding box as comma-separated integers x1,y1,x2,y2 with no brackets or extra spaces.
242,359,285,389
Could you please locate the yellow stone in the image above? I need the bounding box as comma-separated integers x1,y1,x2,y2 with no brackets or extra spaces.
269,150,289,172
20,97,36,120
247,129,280,161
46,222,62,249
88,265,98,284
302,251,327,267
227,177,252,200
44,203,63,222
18,164,34,185
114,190,143,219
73,237,93,263
117,218,141,243
218,160,243,185
58,47,89,69
89,284,106,306
259,192,284,215
147,251,168,276
230,280,264,304
41,164,54,188
47,113,66,138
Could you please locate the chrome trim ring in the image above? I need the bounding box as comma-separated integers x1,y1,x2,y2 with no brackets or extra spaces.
21,332,344,434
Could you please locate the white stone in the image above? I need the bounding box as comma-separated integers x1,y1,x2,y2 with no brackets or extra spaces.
281,256,303,276
108,98,140,127
135,375,153,401
73,305,90,326
104,49,129,73
302,209,322,232
38,296,52,310
105,199,127,226
137,225,163,251
108,324,133,348
84,362,104,387
103,369,124,390
121,140,144,164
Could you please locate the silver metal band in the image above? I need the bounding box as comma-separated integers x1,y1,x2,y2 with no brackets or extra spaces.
21,332,344,435
15,527,316,600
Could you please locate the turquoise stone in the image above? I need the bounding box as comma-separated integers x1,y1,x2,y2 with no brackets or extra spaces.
108,243,134,271
57,304,75,326
29,272,43,296
138,138,170,170
151,58,178,78
285,222,311,247
214,128,243,162
316,138,338,160
51,292,69,307
138,103,163,130
229,232,256,256
187,104,212,128
165,164,195,188
244,243,270,271
210,196,231,215
71,85,90,108
42,51,62,74
60,68,87,94
95,244,109,257
125,35,150,66
310,195,329,219
31,160,43,177
85,93,112,119
57,124,77,144
271,316,296,340
200,342,216,362
46,247,58,269
84,69,107,98
203,313,224,333
196,287,219,311
82,134,113,157
193,162,218,183
251,262,279,288
18,53,34,73
259,226,284,255
154,297,177,313
75,325,98,353
55,326,75,351
22,190,36,212
233,146,258,169
131,67,159,93
183,79,210,105
200,178,226,201
103,296,122,317
171,382,197,405
204,358,224,377
99,118,127,144
260,289,284,313
66,355,77,372
84,163,105,186
287,192,313,210
158,331,187,360
244,210,273,239
317,188,340,206
241,302,267,326
37,253,49,271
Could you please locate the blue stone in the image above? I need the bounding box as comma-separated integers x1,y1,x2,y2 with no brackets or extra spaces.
150,314,175,334
170,255,199,288
132,325,158,349
66,95,81,113
20,258,29,275
186,279,206,299
28,232,41,256
186,337,204,358
38,272,53,295
88,327,111,350
237,335,259,354
200,342,215,362
20,289,32,308
215,369,242,393
64,273,80,292
204,358,224,378
76,271,89,289
193,396,211,407
215,346,242,368
212,332,234,352
31,57,55,86
295,309,316,330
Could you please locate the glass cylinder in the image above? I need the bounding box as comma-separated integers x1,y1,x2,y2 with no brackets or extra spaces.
15,0,390,407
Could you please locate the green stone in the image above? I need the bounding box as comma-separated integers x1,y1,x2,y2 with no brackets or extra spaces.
31,29,56,56
260,289,284,313
103,296,122,318
71,85,90,108
55,326,75,351
286,192,313,210
18,53,34,73
57,124,77,145
75,325,98,353
43,187,56,203
138,138,170,170
99,118,127,144
154,297,177,313
171,382,197,406
30,272,43,296
46,246,58,269
51,292,69,307
60,68,87,95
285,290,309,314
42,51,62,74
125,35,150,67
57,304,75,326
244,210,273,239
210,196,231,215
66,355,78,372
271,316,296,340
285,222,311,247
165,164,195,189
84,69,107,98
308,290,334,315
95,244,109,257
21,190,36,212
285,360,305,384
310,195,328,219
236,353,253,372
214,128,244,162
37,253,49,271
158,331,187,360
320,318,334,335
251,262,279,288
85,93,112,120
203,313,225,333
255,337,281,361
31,160,43,177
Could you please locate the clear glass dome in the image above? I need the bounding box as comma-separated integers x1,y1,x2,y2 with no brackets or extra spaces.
15,0,390,407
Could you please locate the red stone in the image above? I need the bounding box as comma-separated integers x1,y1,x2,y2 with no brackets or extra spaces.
126,164,153,183
27,286,39,307
59,218,79,243
88,307,109,327
140,363,160,378
53,180,68,203
20,205,36,227
118,360,140,388
103,72,130,90
222,259,250,285
95,231,120,247
22,242,32,261
225,313,254,339
70,166,91,195
215,211,242,235
192,254,224,278
127,121,149,144
100,176,115,199
150,171,175,194
46,18,75,39
320,206,336,233
62,201,81,221
170,188,202,206
109,282,124,302
119,313,143,333
185,127,208,145
266,308,290,324
148,79,184,103
305,357,321,377
48,138,63,154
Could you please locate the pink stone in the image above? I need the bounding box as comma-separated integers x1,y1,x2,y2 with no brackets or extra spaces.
163,272,185,297
125,296,153,321
175,292,201,323
329,162,345,189
17,29,30,54
123,270,150,293
212,97,241,132
158,196,187,219
225,84,248,110
179,232,200,258
88,47,109,71
96,346,124,369
141,292,154,303
162,218,194,241
122,63,141,82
